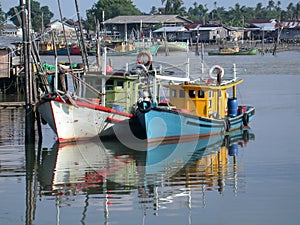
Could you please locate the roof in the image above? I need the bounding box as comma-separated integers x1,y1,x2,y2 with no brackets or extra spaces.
189,26,222,31
104,15,193,25
280,20,300,29
0,36,22,49
1,24,18,30
153,26,188,33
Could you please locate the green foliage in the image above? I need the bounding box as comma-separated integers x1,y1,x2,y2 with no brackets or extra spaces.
0,3,5,26
6,0,53,32
182,1,300,26
161,0,186,15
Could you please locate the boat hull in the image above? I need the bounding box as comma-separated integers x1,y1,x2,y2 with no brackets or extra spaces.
111,105,255,146
208,48,257,56
38,98,131,143
127,107,226,145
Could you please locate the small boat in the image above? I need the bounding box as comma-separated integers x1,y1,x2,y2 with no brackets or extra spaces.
37,59,155,143
111,63,255,146
39,47,69,55
38,93,133,143
208,46,257,56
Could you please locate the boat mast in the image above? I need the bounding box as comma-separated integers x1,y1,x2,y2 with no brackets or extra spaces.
74,0,89,70
57,0,73,70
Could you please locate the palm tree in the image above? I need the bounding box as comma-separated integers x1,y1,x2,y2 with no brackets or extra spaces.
267,0,275,11
161,0,184,15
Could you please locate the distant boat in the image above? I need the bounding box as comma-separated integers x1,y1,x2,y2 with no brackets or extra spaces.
39,47,69,55
208,46,257,56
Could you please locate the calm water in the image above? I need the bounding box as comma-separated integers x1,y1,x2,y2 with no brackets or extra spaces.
1,50,300,225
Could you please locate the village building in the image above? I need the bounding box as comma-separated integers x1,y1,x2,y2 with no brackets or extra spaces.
152,26,189,42
41,19,79,45
188,24,227,43
279,20,300,42
103,15,193,40
0,24,21,37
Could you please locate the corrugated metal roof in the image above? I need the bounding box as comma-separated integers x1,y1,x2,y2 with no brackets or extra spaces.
104,15,192,24
252,23,276,31
0,36,22,49
153,26,187,32
281,21,300,28
189,27,220,31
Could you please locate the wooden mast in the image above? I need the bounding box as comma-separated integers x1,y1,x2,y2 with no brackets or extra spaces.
74,0,89,70
20,0,35,144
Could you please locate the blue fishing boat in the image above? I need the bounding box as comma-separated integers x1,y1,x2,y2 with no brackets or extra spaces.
112,63,255,145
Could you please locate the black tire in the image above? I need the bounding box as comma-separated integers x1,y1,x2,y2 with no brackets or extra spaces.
137,101,152,113
42,93,57,101
243,113,249,126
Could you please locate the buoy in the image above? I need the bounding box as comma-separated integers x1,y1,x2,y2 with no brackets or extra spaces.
137,51,152,66
209,65,224,79
106,65,113,75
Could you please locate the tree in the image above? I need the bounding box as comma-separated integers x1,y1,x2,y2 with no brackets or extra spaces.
6,0,53,32
0,3,5,26
161,0,185,15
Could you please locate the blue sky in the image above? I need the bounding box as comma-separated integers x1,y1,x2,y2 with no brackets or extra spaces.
2,0,295,20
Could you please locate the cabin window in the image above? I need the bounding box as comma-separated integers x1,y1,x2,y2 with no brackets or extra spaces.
218,90,222,98
209,91,213,98
116,80,124,88
208,100,212,108
106,80,114,90
198,90,205,98
179,90,185,98
189,90,196,98
171,89,176,98
128,82,130,89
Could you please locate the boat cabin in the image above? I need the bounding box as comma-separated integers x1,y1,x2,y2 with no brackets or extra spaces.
85,72,141,113
168,79,243,119
105,74,140,113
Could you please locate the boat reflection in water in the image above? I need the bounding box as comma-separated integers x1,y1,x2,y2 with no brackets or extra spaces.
38,128,254,221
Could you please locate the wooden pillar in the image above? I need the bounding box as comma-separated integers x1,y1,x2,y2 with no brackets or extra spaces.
21,0,35,145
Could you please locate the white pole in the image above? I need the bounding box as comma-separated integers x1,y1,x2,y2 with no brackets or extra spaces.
186,58,190,80
55,56,58,90
101,47,107,106
233,63,237,80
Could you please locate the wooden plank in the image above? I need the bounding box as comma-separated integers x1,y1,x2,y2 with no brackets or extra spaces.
0,102,26,109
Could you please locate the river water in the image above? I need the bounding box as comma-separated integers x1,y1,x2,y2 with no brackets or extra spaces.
1,50,300,225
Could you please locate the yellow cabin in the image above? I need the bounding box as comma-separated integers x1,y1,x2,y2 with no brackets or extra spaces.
168,79,243,119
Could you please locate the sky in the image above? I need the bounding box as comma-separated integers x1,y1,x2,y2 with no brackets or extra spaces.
1,0,295,21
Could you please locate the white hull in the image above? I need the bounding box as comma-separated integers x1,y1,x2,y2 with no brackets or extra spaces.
38,99,131,142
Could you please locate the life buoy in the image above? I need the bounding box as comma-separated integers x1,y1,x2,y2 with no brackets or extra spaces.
137,100,152,113
209,65,224,80
137,51,152,66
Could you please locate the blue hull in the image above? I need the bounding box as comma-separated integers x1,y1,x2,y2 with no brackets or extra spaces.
129,105,255,144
